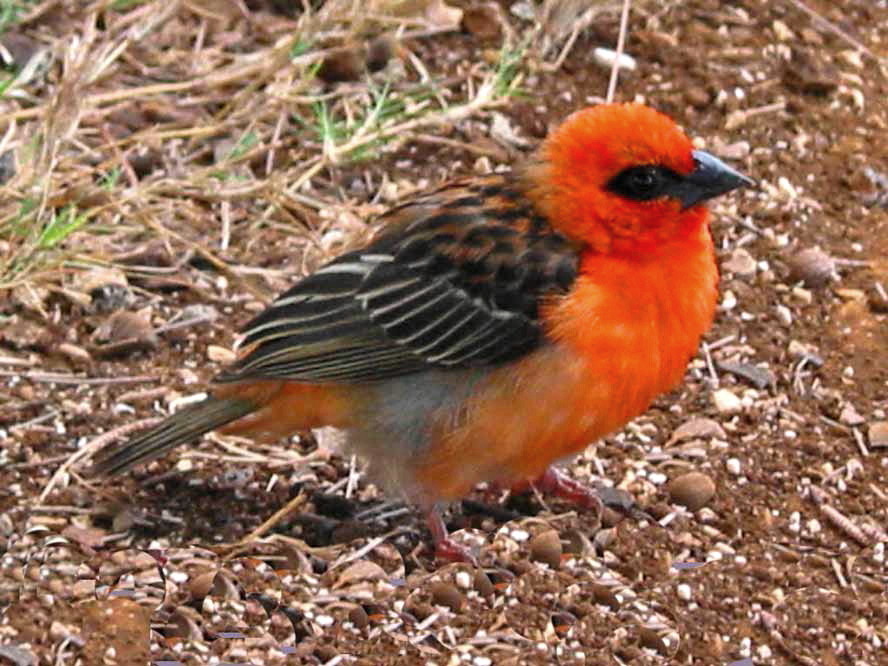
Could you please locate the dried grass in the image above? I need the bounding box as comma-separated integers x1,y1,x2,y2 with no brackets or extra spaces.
0,0,568,298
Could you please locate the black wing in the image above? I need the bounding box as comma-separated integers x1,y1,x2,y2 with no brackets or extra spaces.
214,176,579,384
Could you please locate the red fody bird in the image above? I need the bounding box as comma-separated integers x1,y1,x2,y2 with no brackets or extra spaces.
94,104,752,561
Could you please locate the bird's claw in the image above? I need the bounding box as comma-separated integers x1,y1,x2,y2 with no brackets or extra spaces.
433,537,479,566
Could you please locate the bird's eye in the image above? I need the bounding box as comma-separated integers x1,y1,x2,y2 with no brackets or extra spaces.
630,170,657,192
607,165,673,201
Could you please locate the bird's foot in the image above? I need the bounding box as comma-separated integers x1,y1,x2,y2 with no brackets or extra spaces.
425,508,478,566
531,467,603,517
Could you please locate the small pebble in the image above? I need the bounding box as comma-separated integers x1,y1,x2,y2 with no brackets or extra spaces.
788,247,836,288
720,289,737,311
791,286,813,305
839,403,865,426
510,528,530,542
348,605,369,629
775,304,793,326
473,570,494,597
868,421,888,448
726,458,742,475
713,388,742,414
207,345,236,363
529,529,562,569
722,248,757,277
667,472,716,511
454,570,472,589
430,581,463,612
592,47,637,72
676,583,693,601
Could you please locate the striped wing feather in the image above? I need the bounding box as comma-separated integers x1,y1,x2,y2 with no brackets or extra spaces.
215,177,578,385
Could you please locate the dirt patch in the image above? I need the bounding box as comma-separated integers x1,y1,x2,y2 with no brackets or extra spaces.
1,0,886,664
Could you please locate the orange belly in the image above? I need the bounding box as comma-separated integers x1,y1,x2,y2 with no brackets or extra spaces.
414,238,717,501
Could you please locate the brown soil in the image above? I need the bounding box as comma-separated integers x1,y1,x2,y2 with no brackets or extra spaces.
1,1,887,665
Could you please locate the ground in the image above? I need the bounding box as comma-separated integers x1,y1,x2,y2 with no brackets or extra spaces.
0,0,886,665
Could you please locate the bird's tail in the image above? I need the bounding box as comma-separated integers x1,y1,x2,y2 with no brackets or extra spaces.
91,396,256,477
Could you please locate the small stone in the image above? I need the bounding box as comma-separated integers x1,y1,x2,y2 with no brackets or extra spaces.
839,404,865,427
834,288,866,302
91,309,158,358
592,48,636,72
712,388,742,414
666,417,726,445
722,248,757,278
718,141,750,160
473,570,494,597
772,20,794,41
775,304,792,327
800,27,822,45
454,570,472,589
791,286,813,305
782,47,839,95
716,361,776,389
348,604,369,628
529,529,562,569
57,342,91,364
509,1,535,21
430,581,463,612
788,340,822,364
461,3,501,40
788,247,836,288
838,49,864,70
676,583,693,601
685,86,711,109
725,458,742,475
868,422,888,448
720,289,737,311
207,345,235,363
667,472,716,511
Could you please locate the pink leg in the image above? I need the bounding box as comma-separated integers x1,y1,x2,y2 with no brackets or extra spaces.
529,467,603,518
425,507,478,566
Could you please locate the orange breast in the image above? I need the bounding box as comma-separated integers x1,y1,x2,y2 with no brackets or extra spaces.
414,231,718,500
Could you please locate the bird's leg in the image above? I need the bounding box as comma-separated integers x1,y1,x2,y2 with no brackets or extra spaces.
529,467,603,517
424,506,478,566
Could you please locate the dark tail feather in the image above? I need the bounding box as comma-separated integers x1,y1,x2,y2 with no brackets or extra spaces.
91,396,256,476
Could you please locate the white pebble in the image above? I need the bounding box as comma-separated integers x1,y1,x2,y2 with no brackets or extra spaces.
713,389,743,415
726,458,742,475
676,583,693,601
775,304,792,327
757,644,773,660
455,571,472,589
510,529,530,542
592,48,637,71
720,289,738,311
648,472,668,485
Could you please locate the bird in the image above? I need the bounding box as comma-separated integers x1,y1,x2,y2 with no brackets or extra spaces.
92,103,753,562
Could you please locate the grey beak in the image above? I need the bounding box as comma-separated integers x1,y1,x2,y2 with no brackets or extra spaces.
678,150,756,210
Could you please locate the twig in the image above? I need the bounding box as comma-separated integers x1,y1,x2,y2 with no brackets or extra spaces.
0,370,160,386
606,0,632,103
233,492,308,545
807,486,870,547
39,417,163,502
0,355,33,367
784,0,879,62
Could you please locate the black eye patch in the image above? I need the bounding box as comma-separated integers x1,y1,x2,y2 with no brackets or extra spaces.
606,165,683,202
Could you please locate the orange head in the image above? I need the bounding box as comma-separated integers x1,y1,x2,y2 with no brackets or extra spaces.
523,103,753,256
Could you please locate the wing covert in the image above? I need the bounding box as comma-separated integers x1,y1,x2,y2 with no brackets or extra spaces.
214,176,579,385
